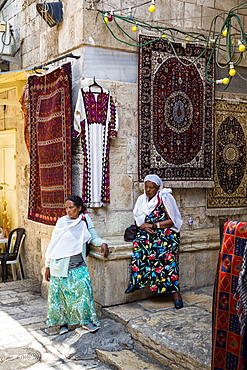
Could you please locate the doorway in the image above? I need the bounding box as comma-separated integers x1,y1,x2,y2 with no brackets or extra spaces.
0,129,17,231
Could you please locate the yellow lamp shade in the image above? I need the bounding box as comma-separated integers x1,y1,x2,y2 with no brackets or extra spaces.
222,29,227,37
132,25,138,32
229,68,236,76
149,4,156,12
222,77,230,85
239,44,246,52
161,34,166,38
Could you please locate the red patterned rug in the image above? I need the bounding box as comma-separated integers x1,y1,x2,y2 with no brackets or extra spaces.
27,63,72,225
212,221,247,370
138,36,214,184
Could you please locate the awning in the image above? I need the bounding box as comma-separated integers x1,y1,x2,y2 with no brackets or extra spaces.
0,68,34,105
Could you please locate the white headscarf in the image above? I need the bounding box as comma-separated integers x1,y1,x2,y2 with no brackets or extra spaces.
133,174,183,232
45,214,91,262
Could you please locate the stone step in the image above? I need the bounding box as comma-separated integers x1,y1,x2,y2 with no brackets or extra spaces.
102,287,213,370
96,349,169,370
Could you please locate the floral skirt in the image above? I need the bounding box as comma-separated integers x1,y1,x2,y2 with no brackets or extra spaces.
46,265,99,327
130,228,180,294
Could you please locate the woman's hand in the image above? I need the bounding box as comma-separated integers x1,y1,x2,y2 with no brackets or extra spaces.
45,267,50,282
101,243,109,257
140,222,153,230
140,223,156,235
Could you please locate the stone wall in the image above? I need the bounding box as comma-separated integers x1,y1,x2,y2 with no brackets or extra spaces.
0,0,247,286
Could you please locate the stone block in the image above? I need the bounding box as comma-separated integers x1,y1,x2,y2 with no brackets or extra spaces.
214,0,240,11
86,228,220,307
82,9,136,53
107,211,134,236
58,17,74,55
184,3,202,29
115,83,138,110
110,138,127,174
87,239,159,307
126,136,138,174
179,252,196,290
87,208,107,238
118,107,138,138
161,0,184,29
180,188,205,208
107,174,133,210
197,0,214,5
195,249,219,287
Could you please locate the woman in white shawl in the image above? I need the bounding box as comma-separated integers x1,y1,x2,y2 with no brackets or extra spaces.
45,195,109,335
125,174,183,309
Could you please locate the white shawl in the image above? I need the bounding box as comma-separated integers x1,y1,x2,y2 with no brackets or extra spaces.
45,214,91,262
133,189,183,233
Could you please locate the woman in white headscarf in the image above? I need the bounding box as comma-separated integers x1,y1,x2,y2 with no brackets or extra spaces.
45,195,109,334
125,174,183,309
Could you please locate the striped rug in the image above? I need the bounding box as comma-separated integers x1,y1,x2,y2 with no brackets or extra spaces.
27,63,72,225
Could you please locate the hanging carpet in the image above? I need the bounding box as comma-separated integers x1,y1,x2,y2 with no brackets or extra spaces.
212,220,247,370
27,63,72,226
207,100,247,211
138,35,215,186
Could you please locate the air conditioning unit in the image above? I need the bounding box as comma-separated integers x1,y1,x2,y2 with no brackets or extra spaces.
0,22,13,56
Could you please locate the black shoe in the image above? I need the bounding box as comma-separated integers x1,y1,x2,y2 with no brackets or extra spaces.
174,299,183,309
125,284,137,294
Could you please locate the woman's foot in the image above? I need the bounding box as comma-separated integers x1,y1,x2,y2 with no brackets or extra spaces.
82,323,100,333
125,284,137,294
59,324,69,335
174,292,183,309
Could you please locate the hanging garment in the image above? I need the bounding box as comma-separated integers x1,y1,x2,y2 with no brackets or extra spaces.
74,86,119,207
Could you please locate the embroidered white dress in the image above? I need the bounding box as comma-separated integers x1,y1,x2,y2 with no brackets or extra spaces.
74,87,118,207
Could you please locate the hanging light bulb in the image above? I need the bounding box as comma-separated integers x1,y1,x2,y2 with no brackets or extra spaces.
149,0,156,13
222,29,228,37
132,24,138,32
229,62,236,76
107,11,114,22
222,77,230,84
127,7,133,20
185,35,190,43
103,13,109,23
238,40,246,52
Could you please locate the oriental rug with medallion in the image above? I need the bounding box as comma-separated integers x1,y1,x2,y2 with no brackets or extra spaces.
27,63,72,226
138,35,214,186
207,100,247,211
212,221,247,370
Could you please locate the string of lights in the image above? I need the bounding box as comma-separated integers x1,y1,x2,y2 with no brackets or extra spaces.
92,0,247,85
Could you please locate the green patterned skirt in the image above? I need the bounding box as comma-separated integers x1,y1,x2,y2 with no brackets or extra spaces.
46,265,99,327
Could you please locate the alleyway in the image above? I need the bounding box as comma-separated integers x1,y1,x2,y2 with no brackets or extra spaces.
0,279,213,369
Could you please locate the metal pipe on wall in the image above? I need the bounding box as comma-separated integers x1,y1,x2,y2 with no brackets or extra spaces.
0,0,9,12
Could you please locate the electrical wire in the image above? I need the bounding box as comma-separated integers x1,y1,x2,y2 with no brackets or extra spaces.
95,0,247,84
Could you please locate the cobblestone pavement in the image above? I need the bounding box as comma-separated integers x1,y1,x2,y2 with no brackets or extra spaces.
0,279,213,370
0,280,113,369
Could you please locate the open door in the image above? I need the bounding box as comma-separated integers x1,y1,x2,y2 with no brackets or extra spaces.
0,129,17,231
